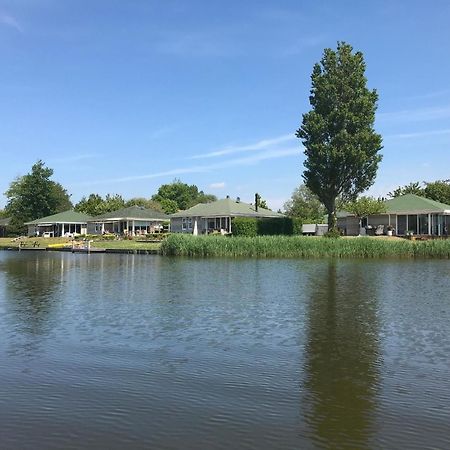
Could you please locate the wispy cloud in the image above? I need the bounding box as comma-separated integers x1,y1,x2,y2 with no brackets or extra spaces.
154,30,236,57
147,126,175,140
190,133,296,159
386,128,450,139
0,12,23,33
73,145,299,187
49,154,100,164
378,106,450,123
280,35,327,57
209,182,226,189
405,89,450,101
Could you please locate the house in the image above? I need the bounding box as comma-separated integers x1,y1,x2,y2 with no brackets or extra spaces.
338,194,450,236
87,205,169,236
24,210,92,237
170,197,284,234
0,217,11,237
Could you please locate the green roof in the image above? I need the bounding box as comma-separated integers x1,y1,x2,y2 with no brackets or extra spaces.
91,205,169,221
171,198,284,218
385,194,450,214
24,210,92,225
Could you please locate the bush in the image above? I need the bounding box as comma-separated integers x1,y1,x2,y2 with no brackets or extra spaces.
232,217,303,237
232,217,258,237
323,229,342,238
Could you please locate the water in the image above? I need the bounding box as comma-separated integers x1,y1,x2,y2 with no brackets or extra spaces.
0,252,449,449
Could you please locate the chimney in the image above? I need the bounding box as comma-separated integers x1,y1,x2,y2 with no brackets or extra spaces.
255,193,259,212
236,197,240,203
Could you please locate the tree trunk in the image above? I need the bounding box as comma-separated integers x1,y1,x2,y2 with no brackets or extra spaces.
326,199,337,231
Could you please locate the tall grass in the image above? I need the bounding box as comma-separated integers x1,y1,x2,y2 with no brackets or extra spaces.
160,234,450,259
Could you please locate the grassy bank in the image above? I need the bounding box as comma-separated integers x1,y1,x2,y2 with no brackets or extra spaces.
160,234,450,259
0,237,161,251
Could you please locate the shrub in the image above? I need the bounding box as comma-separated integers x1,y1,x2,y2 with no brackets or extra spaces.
323,229,342,238
232,217,303,237
232,217,258,237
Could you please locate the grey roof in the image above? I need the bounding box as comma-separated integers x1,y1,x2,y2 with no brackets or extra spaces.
0,217,11,226
24,210,92,225
91,205,169,221
171,198,284,218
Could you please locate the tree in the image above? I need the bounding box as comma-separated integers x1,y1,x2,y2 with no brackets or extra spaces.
5,160,72,231
297,42,383,231
75,193,125,216
387,182,424,198
125,197,164,211
152,179,217,212
424,180,450,205
344,196,386,233
254,193,270,210
284,184,325,223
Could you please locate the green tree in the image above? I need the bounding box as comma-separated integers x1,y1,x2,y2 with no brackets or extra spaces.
284,184,325,223
387,182,424,198
254,193,270,210
5,160,72,231
297,42,383,231
424,180,450,205
152,179,216,212
344,196,386,232
125,197,164,211
75,193,125,216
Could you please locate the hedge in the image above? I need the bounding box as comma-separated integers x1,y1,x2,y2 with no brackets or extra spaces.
232,217,302,237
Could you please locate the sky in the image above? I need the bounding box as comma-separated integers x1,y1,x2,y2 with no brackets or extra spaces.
1,0,450,211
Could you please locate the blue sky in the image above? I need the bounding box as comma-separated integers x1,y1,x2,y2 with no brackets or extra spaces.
1,0,450,210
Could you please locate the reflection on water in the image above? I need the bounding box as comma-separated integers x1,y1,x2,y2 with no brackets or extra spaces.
303,262,381,448
0,252,450,449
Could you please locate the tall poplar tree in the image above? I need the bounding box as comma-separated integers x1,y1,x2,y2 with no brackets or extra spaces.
297,42,383,230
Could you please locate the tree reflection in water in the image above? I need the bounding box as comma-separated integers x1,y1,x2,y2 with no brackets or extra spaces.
302,260,382,448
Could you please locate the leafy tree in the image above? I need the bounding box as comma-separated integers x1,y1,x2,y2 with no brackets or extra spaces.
297,42,383,231
0,209,7,219
284,185,325,223
344,196,386,232
5,160,72,231
424,180,450,205
75,193,125,216
152,179,217,212
254,193,270,210
159,198,179,214
124,197,164,211
387,182,424,198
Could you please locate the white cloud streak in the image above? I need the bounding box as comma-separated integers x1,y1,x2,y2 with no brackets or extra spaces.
73,146,300,187
49,154,100,164
378,106,450,123
0,12,23,33
190,133,296,159
386,129,450,139
209,182,226,189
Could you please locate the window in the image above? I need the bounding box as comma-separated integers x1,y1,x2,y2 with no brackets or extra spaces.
182,218,192,231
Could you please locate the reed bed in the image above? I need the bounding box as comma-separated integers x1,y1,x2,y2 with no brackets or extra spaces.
160,234,450,259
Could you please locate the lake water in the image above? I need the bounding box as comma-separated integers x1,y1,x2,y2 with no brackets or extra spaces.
0,251,449,449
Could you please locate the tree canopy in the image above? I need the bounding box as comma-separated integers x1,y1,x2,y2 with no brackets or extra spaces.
283,185,325,223
152,179,217,213
344,196,386,220
74,193,126,216
387,182,423,198
387,179,450,205
5,160,72,231
297,42,383,230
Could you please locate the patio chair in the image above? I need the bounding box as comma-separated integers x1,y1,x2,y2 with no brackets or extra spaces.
374,224,385,236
